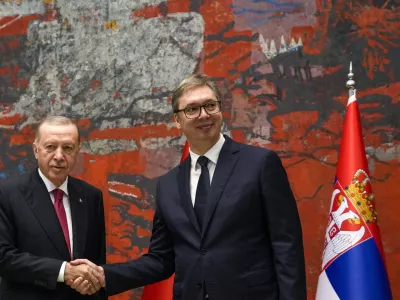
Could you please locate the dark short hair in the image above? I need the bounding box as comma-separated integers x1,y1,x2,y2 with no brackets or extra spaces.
171,73,222,112
34,116,80,144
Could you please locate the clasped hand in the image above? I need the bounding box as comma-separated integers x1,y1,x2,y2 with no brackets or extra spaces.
64,259,105,295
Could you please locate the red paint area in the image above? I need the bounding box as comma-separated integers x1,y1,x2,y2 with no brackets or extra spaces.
0,1,399,299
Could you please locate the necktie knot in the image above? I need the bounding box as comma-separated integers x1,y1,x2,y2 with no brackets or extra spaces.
197,156,209,168
53,188,64,203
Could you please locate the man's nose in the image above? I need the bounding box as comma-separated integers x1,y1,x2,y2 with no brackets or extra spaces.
198,107,209,118
53,147,64,160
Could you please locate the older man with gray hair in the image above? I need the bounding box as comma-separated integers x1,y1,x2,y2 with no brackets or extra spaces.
0,116,107,299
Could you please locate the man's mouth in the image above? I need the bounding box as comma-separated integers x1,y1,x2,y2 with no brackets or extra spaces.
52,166,65,169
197,124,212,130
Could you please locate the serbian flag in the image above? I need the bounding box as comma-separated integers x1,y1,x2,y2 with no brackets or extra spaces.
315,92,392,299
141,141,190,300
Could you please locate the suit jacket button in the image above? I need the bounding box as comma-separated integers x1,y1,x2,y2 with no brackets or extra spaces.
201,248,207,255
197,282,203,288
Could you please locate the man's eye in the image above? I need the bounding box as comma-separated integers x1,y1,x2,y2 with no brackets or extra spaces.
205,103,217,109
64,146,73,152
185,107,199,114
46,145,56,151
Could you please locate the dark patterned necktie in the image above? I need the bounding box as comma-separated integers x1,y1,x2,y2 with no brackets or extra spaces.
194,156,210,231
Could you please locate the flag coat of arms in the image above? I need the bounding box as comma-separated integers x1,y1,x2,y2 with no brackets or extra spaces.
316,66,393,300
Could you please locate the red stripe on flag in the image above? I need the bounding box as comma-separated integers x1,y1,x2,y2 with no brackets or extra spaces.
141,141,190,300
336,100,369,186
180,141,190,162
316,92,392,299
336,99,386,259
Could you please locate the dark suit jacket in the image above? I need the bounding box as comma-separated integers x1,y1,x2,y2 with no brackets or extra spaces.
103,136,306,300
0,169,107,300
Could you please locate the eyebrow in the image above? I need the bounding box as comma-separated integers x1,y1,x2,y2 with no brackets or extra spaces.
43,140,75,145
185,99,217,107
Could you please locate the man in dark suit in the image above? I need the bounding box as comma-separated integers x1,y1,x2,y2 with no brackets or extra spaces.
71,74,306,300
0,116,107,299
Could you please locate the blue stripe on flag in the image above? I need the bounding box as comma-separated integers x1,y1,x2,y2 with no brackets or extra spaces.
326,238,392,300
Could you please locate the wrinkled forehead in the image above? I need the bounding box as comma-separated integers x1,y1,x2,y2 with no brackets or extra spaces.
38,123,79,142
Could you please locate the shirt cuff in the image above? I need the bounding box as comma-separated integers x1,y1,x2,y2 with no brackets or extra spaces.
57,261,67,282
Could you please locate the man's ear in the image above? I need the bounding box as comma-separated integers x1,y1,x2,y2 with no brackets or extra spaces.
174,113,181,129
32,143,38,159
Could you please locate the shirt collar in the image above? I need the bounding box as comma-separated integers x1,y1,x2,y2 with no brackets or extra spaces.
38,168,69,196
189,134,225,168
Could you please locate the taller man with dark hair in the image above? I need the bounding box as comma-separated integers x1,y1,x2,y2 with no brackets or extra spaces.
72,74,306,300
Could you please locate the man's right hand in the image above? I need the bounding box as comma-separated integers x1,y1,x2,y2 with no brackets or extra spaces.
65,259,105,295
64,261,104,295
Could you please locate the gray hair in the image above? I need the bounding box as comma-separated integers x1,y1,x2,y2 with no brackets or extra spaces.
171,73,222,113
34,116,80,144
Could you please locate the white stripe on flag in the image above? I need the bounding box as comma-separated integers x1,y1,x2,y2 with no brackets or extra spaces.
316,271,340,300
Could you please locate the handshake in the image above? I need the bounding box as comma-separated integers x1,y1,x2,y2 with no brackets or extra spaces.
64,259,105,295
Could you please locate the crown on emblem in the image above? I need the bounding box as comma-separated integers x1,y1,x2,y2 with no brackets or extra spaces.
344,169,377,223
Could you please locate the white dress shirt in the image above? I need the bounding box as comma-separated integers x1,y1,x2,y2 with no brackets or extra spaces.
189,134,225,206
38,169,73,282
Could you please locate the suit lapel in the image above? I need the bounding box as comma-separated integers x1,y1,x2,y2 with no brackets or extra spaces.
202,136,240,239
68,178,88,259
21,170,70,259
178,156,201,235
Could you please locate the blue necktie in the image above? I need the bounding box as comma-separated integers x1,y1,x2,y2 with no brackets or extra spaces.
194,156,210,231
